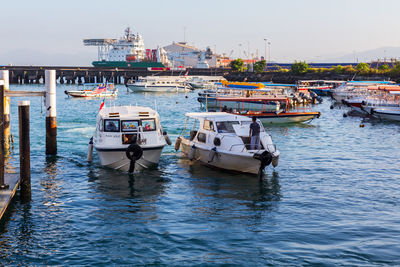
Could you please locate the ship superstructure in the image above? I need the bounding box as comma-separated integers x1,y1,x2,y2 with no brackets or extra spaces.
83,28,167,68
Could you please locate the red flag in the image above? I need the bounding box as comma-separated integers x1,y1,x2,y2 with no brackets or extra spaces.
99,98,105,112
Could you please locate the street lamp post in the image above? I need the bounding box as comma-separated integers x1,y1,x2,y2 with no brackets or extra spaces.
268,42,271,62
263,38,267,61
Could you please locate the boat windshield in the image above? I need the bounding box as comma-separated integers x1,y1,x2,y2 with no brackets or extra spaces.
216,121,239,133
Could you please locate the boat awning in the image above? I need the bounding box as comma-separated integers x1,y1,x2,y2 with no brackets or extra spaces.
216,96,288,102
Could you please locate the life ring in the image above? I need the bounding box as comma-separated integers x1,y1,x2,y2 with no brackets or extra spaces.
304,82,310,86
109,84,114,90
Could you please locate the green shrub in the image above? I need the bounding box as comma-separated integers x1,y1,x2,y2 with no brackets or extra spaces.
291,61,309,74
355,62,370,73
229,58,246,72
253,60,266,74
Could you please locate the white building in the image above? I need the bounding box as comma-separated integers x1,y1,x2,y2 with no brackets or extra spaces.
163,42,220,68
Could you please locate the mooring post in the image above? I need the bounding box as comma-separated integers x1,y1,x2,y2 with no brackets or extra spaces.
19,101,31,201
0,82,9,190
0,70,10,151
45,70,57,155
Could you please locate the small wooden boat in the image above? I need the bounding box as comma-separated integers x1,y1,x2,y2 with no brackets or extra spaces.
65,82,117,98
215,95,321,124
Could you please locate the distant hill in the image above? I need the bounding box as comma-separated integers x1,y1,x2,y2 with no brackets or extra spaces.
320,47,400,63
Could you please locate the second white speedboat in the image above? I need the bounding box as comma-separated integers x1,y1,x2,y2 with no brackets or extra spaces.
91,105,171,172
175,112,280,175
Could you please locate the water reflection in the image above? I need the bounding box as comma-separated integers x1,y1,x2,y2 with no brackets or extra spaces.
87,165,167,199
179,159,281,218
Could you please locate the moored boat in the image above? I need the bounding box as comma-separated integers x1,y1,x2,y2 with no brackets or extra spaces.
126,76,193,92
65,82,117,98
175,112,280,175
91,105,170,172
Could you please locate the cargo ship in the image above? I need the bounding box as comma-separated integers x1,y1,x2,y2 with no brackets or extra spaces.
83,28,168,68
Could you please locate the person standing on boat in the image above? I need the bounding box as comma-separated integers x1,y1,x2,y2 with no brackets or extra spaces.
249,116,261,150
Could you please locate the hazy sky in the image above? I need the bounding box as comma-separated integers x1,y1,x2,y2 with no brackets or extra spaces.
1,0,400,65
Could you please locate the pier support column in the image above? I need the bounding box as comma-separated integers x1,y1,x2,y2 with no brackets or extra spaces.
0,71,11,152
0,83,9,190
45,70,57,155
19,101,31,201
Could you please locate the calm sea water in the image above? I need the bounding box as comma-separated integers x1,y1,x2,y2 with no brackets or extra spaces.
1,84,400,265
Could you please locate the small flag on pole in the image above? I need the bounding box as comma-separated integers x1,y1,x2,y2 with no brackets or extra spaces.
99,98,105,112
184,71,189,76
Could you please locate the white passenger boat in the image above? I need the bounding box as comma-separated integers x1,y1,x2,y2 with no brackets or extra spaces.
91,105,171,172
187,76,226,89
175,112,280,175
65,83,117,98
126,76,192,92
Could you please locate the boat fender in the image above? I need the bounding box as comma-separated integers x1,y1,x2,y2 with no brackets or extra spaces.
64,90,69,95
174,137,181,151
163,131,172,145
370,108,374,115
213,137,221,146
253,151,273,171
126,143,143,173
317,112,321,118
272,155,279,168
208,147,217,163
188,145,196,160
87,137,93,162
361,101,366,105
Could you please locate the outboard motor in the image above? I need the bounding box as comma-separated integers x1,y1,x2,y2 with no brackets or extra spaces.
126,136,143,173
253,151,273,171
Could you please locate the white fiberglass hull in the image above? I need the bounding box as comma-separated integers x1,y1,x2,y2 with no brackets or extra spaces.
127,84,191,92
257,113,318,124
181,141,272,175
371,108,400,121
66,90,117,98
95,146,164,172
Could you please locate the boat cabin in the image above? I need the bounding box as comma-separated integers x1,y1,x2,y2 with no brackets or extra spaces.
182,112,270,152
95,106,163,147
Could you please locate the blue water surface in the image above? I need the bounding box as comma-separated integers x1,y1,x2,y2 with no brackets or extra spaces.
1,84,400,265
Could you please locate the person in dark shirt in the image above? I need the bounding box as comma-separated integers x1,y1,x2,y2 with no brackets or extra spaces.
249,116,261,150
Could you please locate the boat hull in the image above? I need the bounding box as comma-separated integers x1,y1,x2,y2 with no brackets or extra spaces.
180,141,263,175
255,112,320,124
66,91,117,98
127,84,190,92
371,109,400,121
95,146,164,172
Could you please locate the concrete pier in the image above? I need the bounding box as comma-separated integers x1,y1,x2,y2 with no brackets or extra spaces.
2,66,229,84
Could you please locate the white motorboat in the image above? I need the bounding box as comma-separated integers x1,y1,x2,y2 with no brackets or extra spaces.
175,112,280,175
126,76,192,92
90,105,171,172
65,83,118,98
187,76,226,89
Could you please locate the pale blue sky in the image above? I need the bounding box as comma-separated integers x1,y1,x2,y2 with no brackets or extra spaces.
1,0,399,65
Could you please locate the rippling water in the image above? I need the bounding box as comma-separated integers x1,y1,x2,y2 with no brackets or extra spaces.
1,84,399,265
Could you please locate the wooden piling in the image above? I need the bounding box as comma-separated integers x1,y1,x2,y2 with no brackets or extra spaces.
19,101,31,201
0,70,11,151
0,82,9,190
45,70,57,155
